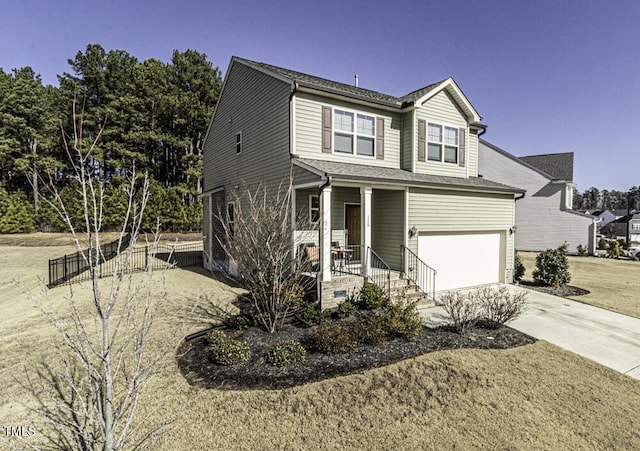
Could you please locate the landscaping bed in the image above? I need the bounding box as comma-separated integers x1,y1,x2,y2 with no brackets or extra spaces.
517,280,590,297
177,320,536,391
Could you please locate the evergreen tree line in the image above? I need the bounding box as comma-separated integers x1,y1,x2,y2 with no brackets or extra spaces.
0,44,221,233
573,186,640,212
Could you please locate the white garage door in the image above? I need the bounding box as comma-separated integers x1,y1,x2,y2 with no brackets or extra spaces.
418,232,501,291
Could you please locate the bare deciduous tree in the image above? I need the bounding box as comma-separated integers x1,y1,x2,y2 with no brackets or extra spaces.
215,177,316,333
21,97,187,450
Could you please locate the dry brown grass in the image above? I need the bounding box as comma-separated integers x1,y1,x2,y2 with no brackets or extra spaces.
519,251,640,318
2,241,640,450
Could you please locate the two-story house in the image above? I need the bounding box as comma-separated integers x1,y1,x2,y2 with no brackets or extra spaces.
478,140,599,254
201,57,523,307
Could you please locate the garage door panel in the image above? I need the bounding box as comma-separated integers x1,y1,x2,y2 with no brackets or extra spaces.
418,233,501,291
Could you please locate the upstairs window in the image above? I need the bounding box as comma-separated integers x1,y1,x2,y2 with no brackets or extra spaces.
428,122,458,164
236,132,242,154
334,109,375,156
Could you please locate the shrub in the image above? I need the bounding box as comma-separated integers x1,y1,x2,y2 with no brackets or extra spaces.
607,240,621,259
475,286,528,329
617,238,627,249
351,313,389,345
597,238,608,250
308,322,358,354
439,291,482,332
576,244,587,256
532,243,571,288
264,340,306,367
380,300,423,340
0,188,35,233
514,252,525,281
354,282,389,310
224,313,254,330
295,304,329,328
333,299,357,319
207,330,251,365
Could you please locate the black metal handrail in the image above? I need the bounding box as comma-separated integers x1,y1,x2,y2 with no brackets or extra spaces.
400,245,437,301
367,247,391,298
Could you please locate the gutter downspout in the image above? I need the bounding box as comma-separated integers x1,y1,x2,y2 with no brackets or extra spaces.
477,128,487,139
317,175,332,306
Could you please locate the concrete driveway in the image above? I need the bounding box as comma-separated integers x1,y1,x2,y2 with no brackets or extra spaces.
420,285,640,380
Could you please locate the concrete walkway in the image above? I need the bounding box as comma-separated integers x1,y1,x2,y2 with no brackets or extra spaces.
419,285,640,380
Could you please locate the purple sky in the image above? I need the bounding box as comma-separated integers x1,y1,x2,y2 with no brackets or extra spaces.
2,0,639,192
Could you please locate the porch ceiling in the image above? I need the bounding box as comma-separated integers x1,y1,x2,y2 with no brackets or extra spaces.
293,157,525,194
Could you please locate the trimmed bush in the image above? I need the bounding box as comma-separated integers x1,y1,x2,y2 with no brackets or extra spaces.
532,243,571,288
476,286,528,329
354,282,389,310
224,313,254,330
439,291,482,332
576,244,587,256
598,238,608,250
308,322,358,354
333,299,357,319
514,252,525,281
380,300,423,340
264,340,306,367
207,330,251,365
607,240,621,259
351,313,389,345
295,304,329,328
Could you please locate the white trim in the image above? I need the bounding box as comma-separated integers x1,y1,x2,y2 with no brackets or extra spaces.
236,131,243,154
293,180,323,190
425,120,462,165
360,187,372,277
208,196,213,266
198,185,225,198
309,194,319,224
290,94,297,155
332,106,377,159
413,78,482,123
404,186,409,252
320,186,332,282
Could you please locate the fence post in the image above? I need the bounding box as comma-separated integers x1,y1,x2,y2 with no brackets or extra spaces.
145,245,148,269
63,254,67,282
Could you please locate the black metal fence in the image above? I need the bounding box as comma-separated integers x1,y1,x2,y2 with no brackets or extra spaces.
48,238,203,288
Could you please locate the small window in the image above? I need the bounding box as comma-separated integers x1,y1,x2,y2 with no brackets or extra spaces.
333,108,375,156
227,202,235,236
309,195,319,223
236,132,242,154
427,122,458,164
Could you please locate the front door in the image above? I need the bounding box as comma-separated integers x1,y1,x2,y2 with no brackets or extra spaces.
345,204,361,246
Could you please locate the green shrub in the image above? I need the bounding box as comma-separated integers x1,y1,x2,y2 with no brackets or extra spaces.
514,252,525,281
607,240,621,259
224,313,254,330
308,322,358,354
597,238,608,250
333,299,357,319
532,243,571,288
207,330,251,365
351,313,389,345
618,238,627,249
295,304,329,328
576,244,587,256
380,300,423,340
354,282,389,310
264,340,306,367
0,188,35,233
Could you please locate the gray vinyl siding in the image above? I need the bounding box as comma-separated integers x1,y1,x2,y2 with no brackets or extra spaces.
295,92,402,168
467,129,478,177
202,62,292,195
203,197,210,263
331,187,360,232
292,165,322,186
371,189,404,270
414,90,469,178
407,187,515,273
479,141,596,253
210,190,226,260
295,188,318,226
401,111,413,171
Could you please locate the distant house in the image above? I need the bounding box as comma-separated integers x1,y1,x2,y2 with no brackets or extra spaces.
602,212,640,241
589,209,618,228
478,140,598,254
200,57,524,307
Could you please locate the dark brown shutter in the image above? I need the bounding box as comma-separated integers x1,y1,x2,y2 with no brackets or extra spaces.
376,117,384,160
322,106,332,153
458,127,466,167
418,119,426,162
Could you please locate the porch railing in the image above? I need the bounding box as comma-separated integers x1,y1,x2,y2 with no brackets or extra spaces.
401,245,437,301
332,244,363,276
367,247,391,298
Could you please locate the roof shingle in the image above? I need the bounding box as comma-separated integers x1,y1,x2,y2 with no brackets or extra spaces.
519,152,574,181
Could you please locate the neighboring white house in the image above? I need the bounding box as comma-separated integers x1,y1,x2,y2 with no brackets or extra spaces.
478,140,598,254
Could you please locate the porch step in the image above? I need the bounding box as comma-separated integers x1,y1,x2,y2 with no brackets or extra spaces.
388,273,435,307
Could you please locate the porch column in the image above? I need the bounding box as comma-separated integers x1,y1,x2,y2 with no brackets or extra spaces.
320,185,332,282
361,186,372,277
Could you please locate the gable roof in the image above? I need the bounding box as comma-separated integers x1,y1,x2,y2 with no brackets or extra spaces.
233,57,481,122
293,157,524,195
519,152,574,182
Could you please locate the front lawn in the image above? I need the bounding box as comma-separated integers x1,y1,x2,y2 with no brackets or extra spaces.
518,252,640,318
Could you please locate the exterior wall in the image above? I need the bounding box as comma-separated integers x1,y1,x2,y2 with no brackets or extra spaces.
414,90,476,178
401,111,413,171
320,275,365,309
479,141,596,254
203,196,210,265
294,92,402,168
371,189,405,270
407,187,515,278
202,61,292,194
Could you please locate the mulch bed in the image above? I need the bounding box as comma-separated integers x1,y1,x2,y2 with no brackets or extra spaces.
177,321,536,391
517,281,590,297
